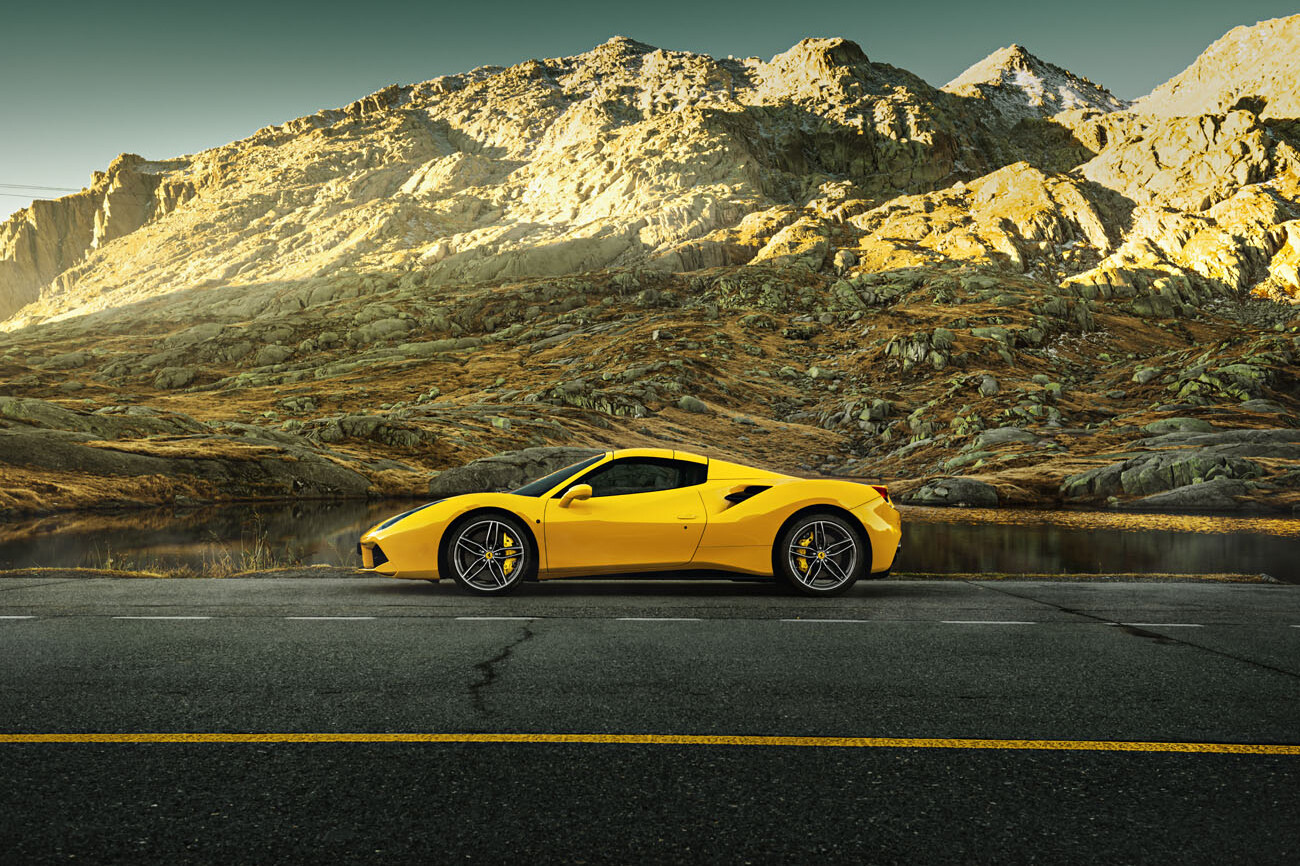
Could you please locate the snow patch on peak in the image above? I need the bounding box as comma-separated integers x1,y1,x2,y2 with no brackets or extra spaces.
943,45,1128,122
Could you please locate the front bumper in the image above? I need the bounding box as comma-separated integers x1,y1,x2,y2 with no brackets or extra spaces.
358,541,395,573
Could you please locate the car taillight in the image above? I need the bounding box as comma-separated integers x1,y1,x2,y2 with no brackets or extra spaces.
871,485,891,503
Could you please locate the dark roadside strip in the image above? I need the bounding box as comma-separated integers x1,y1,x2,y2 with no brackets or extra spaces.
0,568,1286,582
3,614,1299,628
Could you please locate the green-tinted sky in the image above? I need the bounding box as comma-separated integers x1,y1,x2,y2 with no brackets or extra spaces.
3,0,1296,217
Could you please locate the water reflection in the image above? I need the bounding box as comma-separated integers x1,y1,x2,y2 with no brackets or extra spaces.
0,501,400,575
900,506,1299,583
0,501,1295,583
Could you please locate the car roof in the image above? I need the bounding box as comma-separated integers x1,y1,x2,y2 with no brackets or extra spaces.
606,447,707,464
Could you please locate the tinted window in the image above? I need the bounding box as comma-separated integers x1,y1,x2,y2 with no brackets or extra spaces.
511,454,605,496
573,458,706,497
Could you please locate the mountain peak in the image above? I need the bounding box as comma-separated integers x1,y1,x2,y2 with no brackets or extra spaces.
943,44,1128,121
1001,44,1034,63
1134,14,1300,117
598,35,657,53
764,37,871,77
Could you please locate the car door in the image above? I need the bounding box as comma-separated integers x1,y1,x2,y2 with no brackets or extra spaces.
543,458,707,573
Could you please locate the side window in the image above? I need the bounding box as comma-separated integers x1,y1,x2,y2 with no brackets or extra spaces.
573,458,705,497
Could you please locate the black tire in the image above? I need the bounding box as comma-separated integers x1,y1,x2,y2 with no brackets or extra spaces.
775,512,866,597
441,513,536,595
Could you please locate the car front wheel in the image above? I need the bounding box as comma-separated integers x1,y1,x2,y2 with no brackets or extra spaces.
443,514,535,594
776,513,866,597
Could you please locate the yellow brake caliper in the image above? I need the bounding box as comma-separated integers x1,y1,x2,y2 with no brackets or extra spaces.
502,532,516,576
796,533,813,573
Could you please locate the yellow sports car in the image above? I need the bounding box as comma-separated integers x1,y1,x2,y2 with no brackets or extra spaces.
359,448,901,596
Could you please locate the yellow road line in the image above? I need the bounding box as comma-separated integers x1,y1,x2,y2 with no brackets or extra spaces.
0,732,1296,755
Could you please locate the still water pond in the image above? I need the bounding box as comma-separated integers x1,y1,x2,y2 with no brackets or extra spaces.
0,501,1296,583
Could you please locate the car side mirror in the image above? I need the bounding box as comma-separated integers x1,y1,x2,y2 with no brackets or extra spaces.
558,484,593,508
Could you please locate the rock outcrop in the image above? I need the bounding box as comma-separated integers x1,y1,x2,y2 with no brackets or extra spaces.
0,396,398,515
0,155,198,321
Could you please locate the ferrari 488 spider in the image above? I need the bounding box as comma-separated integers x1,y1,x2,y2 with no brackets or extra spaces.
359,448,900,596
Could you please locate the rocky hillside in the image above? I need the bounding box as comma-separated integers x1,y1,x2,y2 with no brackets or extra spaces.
1,37,984,326
0,25,1298,517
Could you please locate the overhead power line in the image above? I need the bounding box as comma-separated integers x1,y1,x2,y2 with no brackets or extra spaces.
0,182,81,192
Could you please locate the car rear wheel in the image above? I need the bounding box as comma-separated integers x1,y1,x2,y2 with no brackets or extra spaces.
443,514,535,594
776,513,865,597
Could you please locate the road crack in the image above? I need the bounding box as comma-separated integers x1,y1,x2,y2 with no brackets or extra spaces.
468,624,535,716
0,580,71,593
967,580,1300,681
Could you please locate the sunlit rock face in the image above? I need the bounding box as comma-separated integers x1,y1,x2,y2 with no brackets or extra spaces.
1133,13,1300,118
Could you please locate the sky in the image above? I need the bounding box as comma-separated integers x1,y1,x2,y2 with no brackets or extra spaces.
3,0,1296,218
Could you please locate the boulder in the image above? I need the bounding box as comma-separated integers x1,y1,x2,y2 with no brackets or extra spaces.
154,366,196,390
427,446,605,497
677,395,710,414
1141,418,1214,434
1119,478,1252,511
44,351,92,370
1062,448,1264,499
972,426,1037,449
903,477,999,507
311,414,433,449
1238,399,1287,414
254,345,295,367
0,395,87,431
1135,428,1300,452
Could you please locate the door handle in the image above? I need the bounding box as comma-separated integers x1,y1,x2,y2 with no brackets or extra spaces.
677,515,699,520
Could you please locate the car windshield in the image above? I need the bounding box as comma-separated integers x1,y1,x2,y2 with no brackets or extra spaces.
510,454,605,497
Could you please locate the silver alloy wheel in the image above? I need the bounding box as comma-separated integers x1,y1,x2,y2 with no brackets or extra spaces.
786,519,859,591
449,519,527,591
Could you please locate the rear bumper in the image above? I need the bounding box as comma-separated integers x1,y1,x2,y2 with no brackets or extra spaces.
867,538,902,578
852,498,902,575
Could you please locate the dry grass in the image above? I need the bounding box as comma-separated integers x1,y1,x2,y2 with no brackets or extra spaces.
76,516,299,578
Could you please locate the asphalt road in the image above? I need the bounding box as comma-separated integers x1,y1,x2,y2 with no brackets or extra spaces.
2,576,1298,864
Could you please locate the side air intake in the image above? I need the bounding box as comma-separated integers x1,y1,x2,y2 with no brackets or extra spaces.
724,485,771,505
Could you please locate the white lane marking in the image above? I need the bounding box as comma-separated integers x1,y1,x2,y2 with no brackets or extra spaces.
1119,623,1204,628
781,618,875,623
942,620,1036,625
617,617,703,622
0,615,36,620
112,616,212,620
284,616,376,621
455,616,535,621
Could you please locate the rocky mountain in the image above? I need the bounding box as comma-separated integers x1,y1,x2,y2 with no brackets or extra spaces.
1134,14,1300,118
0,37,981,327
942,44,1128,122
0,28,1298,518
